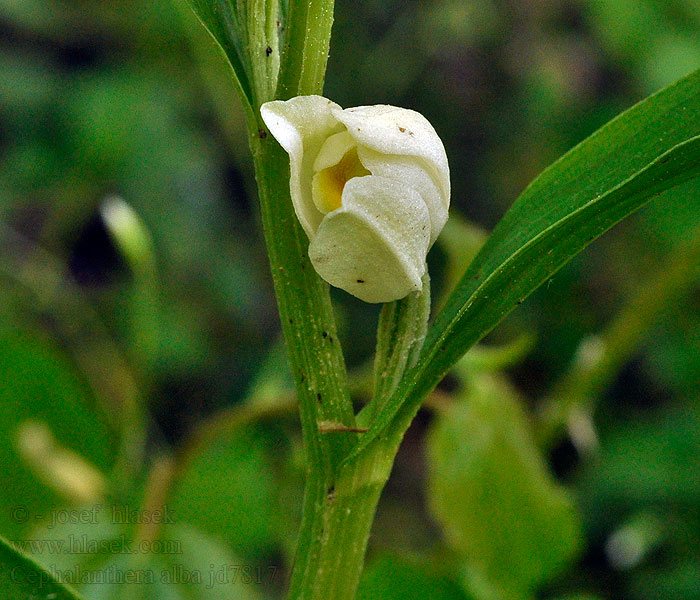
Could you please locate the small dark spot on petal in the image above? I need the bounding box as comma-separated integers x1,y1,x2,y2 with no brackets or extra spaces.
399,126,406,132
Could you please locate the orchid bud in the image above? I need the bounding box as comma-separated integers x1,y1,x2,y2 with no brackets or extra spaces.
260,96,450,303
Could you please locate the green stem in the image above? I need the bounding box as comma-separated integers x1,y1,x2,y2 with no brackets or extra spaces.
361,274,430,427
251,114,417,599
276,0,335,99
287,435,397,600
250,130,355,463
245,0,404,595
250,128,370,599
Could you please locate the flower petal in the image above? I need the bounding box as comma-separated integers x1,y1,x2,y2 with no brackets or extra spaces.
312,130,357,171
260,96,344,236
357,147,448,245
308,175,431,303
332,105,450,203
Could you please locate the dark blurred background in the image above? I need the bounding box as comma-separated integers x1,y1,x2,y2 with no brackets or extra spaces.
1,1,700,599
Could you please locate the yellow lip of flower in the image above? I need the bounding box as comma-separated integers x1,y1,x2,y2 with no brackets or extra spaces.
312,146,371,214
260,95,450,303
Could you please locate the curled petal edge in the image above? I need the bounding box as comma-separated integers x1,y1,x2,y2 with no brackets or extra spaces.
260,96,344,236
332,105,450,204
308,176,431,303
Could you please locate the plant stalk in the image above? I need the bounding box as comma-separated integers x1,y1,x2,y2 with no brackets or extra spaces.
250,111,417,598
245,0,409,594
251,125,381,599
286,435,397,600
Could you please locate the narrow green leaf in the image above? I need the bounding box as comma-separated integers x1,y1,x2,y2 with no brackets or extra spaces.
184,0,255,105
426,377,581,599
347,68,700,462
0,534,84,600
183,0,282,107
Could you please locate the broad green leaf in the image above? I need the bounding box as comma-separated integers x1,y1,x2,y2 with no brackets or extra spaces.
23,512,263,600
350,68,700,460
357,553,470,600
244,337,294,409
426,377,581,600
161,524,266,600
0,533,84,600
0,325,114,538
169,423,284,560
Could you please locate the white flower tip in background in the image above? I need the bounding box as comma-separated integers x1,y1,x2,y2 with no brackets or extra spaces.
260,95,450,303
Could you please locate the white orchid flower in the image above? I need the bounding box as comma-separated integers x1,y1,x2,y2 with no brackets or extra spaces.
260,95,450,303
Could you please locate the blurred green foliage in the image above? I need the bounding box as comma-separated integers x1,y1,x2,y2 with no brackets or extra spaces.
427,373,581,600
1,0,700,599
